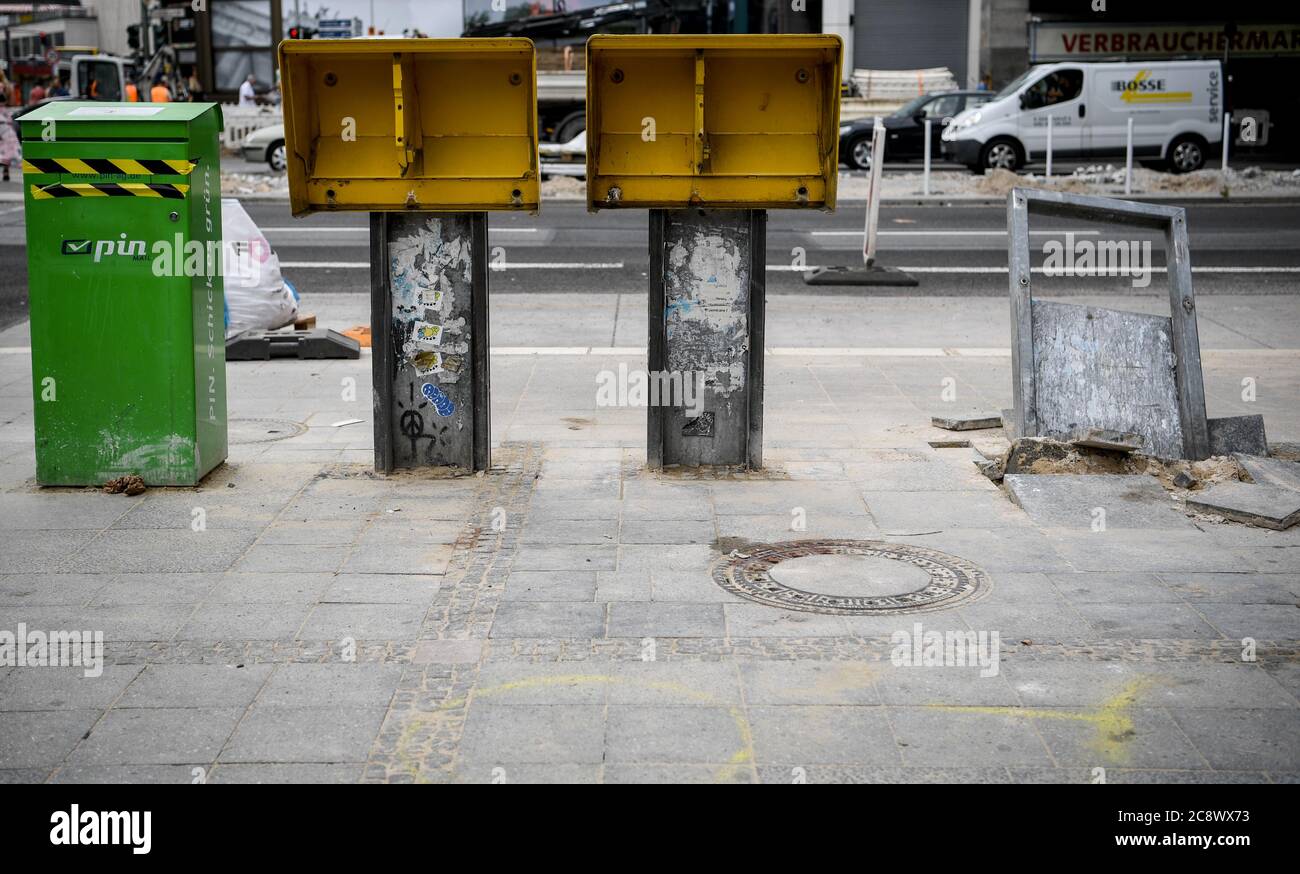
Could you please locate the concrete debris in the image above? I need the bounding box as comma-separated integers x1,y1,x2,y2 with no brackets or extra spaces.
986,437,1242,492
968,165,1300,199
976,459,1004,483
103,475,146,496
220,171,290,196
1207,415,1269,457
1003,437,1075,476
987,438,1298,532
1185,482,1300,531
928,439,972,449
1268,442,1300,462
1067,427,1144,453
1234,454,1300,492
931,413,1003,432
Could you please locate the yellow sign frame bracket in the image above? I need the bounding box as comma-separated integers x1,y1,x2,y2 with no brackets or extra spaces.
392,53,424,179
694,50,709,177
278,37,539,215
586,33,842,211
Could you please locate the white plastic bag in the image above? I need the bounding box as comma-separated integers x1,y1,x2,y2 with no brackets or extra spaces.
221,198,298,338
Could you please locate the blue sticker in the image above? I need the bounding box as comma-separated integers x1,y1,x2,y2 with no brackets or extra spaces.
421,383,455,417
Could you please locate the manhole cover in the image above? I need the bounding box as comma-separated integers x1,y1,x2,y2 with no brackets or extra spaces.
712,539,990,615
228,417,309,445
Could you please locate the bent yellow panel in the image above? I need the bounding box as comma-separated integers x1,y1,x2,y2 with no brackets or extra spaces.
586,34,842,211
278,38,539,215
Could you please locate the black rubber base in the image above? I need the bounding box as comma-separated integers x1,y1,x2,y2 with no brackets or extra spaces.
803,265,919,287
226,329,361,361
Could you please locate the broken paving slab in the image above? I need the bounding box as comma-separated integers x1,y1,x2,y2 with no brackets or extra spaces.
931,413,1003,432
1207,415,1268,457
1001,408,1026,442
1066,427,1143,454
1004,474,1194,530
1185,482,1300,531
1234,454,1300,492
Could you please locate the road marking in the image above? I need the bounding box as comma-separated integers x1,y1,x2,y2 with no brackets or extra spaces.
490,262,624,269
277,261,623,269
811,229,1104,237
767,265,1300,274
1,346,1294,358
261,226,537,233
892,266,1300,274
492,346,591,355
772,347,957,356
277,262,371,268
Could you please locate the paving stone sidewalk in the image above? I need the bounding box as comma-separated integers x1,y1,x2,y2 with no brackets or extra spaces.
0,294,1297,784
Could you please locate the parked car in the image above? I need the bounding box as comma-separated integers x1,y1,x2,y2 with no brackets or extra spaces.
941,60,1223,174
839,90,995,169
241,123,286,172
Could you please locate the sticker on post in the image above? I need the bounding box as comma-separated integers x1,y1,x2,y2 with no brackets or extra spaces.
412,350,444,375
418,351,465,375
682,412,715,437
421,383,455,417
412,321,443,347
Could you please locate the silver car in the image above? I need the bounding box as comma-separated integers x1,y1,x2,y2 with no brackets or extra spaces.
240,123,287,172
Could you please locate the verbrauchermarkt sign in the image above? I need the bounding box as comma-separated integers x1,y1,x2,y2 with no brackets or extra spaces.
1032,21,1300,61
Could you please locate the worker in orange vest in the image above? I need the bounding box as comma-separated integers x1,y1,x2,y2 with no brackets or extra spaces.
150,75,171,103
125,81,139,102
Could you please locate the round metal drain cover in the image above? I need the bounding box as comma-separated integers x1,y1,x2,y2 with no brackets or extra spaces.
713,539,989,615
228,417,308,445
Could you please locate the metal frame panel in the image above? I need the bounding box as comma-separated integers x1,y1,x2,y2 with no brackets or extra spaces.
1007,187,1210,459
369,211,394,472
370,211,491,473
647,209,667,470
648,208,765,469
280,38,539,215
586,34,842,211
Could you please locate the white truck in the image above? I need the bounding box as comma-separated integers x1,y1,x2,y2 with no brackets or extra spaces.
942,60,1223,174
56,52,139,101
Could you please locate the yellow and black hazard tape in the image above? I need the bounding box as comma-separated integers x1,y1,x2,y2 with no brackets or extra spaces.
22,157,199,176
30,182,190,200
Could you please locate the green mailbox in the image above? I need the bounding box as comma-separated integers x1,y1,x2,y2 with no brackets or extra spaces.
20,102,227,486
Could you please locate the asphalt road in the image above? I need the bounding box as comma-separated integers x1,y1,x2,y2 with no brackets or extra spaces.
2,194,1300,331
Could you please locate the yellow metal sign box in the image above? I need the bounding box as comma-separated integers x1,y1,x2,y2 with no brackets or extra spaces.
586,34,842,211
279,38,539,215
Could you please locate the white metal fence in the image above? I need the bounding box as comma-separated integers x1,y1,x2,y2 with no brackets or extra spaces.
219,105,283,151
850,67,959,101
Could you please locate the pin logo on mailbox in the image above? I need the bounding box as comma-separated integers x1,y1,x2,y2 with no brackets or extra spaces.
278,38,540,215
585,34,842,211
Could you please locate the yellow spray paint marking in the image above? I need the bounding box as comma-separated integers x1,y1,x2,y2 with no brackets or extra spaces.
800,662,878,699
387,671,757,784
924,677,1154,764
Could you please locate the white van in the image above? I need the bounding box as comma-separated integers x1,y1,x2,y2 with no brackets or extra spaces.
941,60,1223,174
